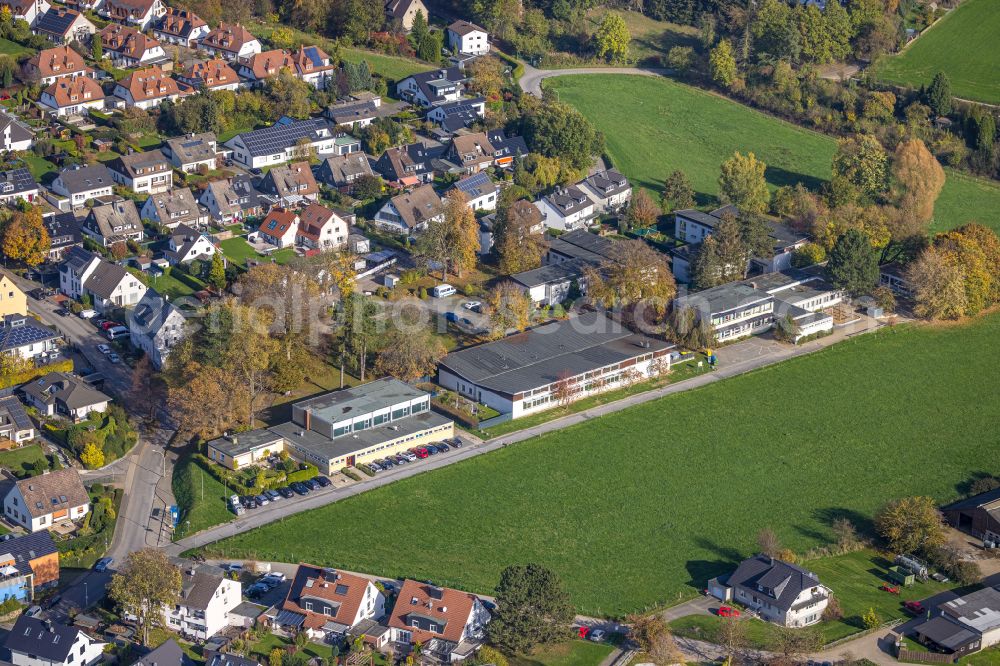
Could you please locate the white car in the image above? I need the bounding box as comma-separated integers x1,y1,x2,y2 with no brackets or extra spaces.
462,300,482,311
107,353,121,364
97,344,111,354
588,629,607,643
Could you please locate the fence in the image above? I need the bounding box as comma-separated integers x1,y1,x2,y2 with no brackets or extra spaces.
478,412,513,430
898,647,955,664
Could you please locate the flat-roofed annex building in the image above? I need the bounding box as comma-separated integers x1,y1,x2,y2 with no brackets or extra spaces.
437,312,675,419
206,378,453,473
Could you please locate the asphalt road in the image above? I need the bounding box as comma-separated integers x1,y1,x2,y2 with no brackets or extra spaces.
518,63,670,97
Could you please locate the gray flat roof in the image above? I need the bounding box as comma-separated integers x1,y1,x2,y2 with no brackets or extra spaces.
207,427,283,458
942,585,1000,633
295,377,426,423
438,311,673,396
511,259,584,288
675,282,771,315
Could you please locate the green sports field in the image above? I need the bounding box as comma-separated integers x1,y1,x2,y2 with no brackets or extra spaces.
200,312,1000,617
875,0,1000,104
546,74,1000,234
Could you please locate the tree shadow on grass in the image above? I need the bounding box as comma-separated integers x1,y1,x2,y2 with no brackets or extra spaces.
764,164,827,192
685,559,734,589
813,507,877,540
955,471,999,497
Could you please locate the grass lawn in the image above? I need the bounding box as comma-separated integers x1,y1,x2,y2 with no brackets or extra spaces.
171,454,234,540
510,640,615,666
249,633,337,662
0,445,49,477
219,125,255,143
19,154,59,181
219,237,262,266
147,268,202,301
0,38,33,57
583,9,701,67
476,356,711,438
546,74,1000,234
199,313,1000,617
874,0,1000,104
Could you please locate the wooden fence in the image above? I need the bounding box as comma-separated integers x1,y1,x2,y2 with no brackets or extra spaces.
898,647,955,664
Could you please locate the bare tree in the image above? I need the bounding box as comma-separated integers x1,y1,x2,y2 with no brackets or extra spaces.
757,527,781,557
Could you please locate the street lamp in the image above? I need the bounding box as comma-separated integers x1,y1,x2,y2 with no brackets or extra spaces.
84,581,88,608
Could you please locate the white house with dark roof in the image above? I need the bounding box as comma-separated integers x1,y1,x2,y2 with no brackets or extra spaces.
674,204,739,244
579,169,631,213
129,289,186,369
315,153,374,193
709,554,830,627
50,164,114,209
224,118,337,169
5,616,105,666
323,97,380,129
107,150,173,194
140,187,207,229
426,97,485,133
166,561,241,640
59,247,147,310
535,185,596,231
164,224,217,264
32,7,96,44
450,172,496,211
385,0,427,31
199,175,273,224
373,185,443,234
82,198,144,246
0,111,34,152
162,132,217,173
0,168,39,205
2,468,91,531
0,315,61,361
396,67,466,108
0,395,36,444
446,20,489,56
152,6,208,47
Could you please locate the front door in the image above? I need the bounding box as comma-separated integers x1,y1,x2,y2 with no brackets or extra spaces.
346,455,355,467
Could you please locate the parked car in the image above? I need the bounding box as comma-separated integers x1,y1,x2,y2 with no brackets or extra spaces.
314,476,331,487
411,447,429,459
425,444,439,455
587,629,607,643
303,478,320,490
717,606,740,617
290,482,309,495
242,496,257,509
100,321,122,331
277,486,294,498
25,605,42,618
436,442,450,452
265,489,281,501
94,557,113,572
368,461,382,473
107,353,121,364
255,494,269,506
448,437,463,448
246,582,268,597
56,308,69,317
462,301,482,312
393,454,409,464
904,600,925,614
261,572,286,585
97,344,111,354
399,451,417,462
78,309,97,319
225,563,244,574
445,312,458,323
380,458,395,468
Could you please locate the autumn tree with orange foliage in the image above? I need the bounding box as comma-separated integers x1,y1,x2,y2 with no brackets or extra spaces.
1,206,50,266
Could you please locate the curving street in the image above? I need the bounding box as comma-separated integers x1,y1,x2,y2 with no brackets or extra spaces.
518,62,670,97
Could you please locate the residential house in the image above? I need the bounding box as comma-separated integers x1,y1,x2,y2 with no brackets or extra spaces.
579,169,631,213
448,132,495,174
32,7,96,45
331,134,361,156
0,0,51,26
446,21,489,55
292,45,336,90
387,579,490,662
82,198,144,246
43,212,83,261
439,311,674,418
2,468,91,532
709,554,831,627
385,0,427,31
205,654,259,666
0,315,61,361
0,271,27,318
107,150,173,194
164,223,217,264
0,530,59,599
140,187,207,229
396,67,466,108
99,0,166,30
113,65,183,110
206,378,453,473
257,161,319,205
0,168,39,204
295,203,348,251
162,562,241,640
176,58,240,92
39,75,105,117
128,289,186,370
50,164,114,209
373,184,443,234
879,262,912,297
235,48,296,88
373,142,435,186
224,118,337,169
912,586,1000,658
535,186,595,231
323,97,380,129
153,6,209,47
162,132,217,173
273,564,385,642
315,153,374,193
199,175,272,223
59,247,147,310
99,23,167,68
5,616,105,666
943,487,1000,543
426,97,485,133
198,22,261,60
24,45,91,86
674,204,739,244
0,112,33,153
485,129,527,169
0,394,36,445
450,171,496,211
58,246,102,299
256,208,299,248
136,640,195,666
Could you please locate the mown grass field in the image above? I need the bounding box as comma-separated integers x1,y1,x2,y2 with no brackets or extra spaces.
546,74,1000,233
172,454,233,540
201,313,1000,617
0,38,34,57
875,0,1000,104
510,640,615,666
582,9,700,67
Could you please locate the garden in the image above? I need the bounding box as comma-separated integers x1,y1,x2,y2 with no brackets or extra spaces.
57,484,122,569
44,405,138,469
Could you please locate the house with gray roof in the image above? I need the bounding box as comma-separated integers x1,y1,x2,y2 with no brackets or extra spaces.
674,204,739,244
128,289,186,369
82,198,144,246
0,394,36,444
315,152,374,192
396,67,466,107
165,561,241,640
425,97,485,133
437,311,675,418
164,224,217,265
50,164,114,209
199,175,274,224
0,168,39,205
912,585,1000,657
0,111,33,153
162,132,217,172
323,98,380,129
224,118,338,169
709,554,830,627
579,169,631,213
136,639,195,666
140,187,207,229
58,246,147,311
107,150,173,194
20,372,110,422
0,315,61,362
535,185,596,232
44,212,83,261
5,616,105,666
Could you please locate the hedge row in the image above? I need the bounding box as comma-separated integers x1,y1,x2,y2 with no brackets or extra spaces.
0,359,73,390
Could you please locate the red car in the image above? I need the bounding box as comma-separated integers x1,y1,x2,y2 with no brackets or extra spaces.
880,584,900,595
411,447,429,459
904,600,925,614
577,626,590,639
101,321,122,330
717,606,741,617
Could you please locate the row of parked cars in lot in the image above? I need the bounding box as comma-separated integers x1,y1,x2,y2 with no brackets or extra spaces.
230,476,332,513
366,437,464,473
245,571,287,599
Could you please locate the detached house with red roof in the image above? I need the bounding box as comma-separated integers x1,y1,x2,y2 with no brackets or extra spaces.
295,203,349,251
153,6,209,47
293,45,336,90
99,23,167,68
24,45,92,86
198,23,261,61
113,65,183,110
176,58,240,92
236,49,296,88
0,0,51,26
40,76,105,117
388,580,490,663
274,564,385,643
99,0,165,30
257,208,299,248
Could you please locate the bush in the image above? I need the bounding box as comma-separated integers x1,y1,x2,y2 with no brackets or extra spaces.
340,468,361,481
356,464,375,477
822,595,843,621
862,607,880,629
286,464,319,484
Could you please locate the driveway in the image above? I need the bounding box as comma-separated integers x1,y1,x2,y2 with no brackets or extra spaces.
518,63,669,97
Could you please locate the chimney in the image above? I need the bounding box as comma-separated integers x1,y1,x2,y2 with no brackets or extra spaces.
44,620,53,632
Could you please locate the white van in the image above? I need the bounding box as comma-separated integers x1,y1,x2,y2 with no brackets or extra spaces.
106,326,129,340
78,309,97,319
432,284,456,298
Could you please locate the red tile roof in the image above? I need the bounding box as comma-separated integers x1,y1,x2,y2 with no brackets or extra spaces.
243,49,295,80
281,564,373,630
118,66,180,102
258,207,298,239
27,46,90,79
201,22,256,53
44,76,104,108
100,23,160,60
296,203,336,242
180,58,238,89
388,580,477,644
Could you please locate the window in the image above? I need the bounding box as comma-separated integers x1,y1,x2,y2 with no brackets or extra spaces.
304,601,313,611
